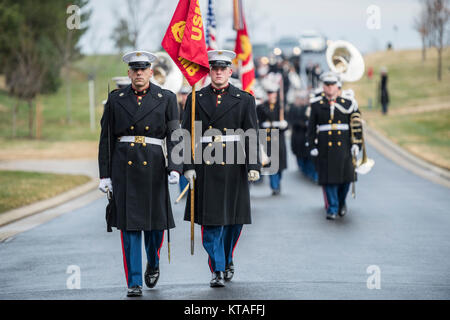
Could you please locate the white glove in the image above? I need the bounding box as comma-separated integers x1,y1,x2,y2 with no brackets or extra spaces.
279,120,288,130
99,178,112,194
351,144,360,157
184,169,196,189
248,170,260,182
261,121,271,128
168,171,180,184
310,148,319,157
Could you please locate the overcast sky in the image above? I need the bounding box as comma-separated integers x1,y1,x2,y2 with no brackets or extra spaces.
79,0,423,55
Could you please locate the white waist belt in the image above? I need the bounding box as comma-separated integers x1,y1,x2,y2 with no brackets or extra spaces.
200,135,241,143
119,136,163,146
318,124,349,131
261,121,283,128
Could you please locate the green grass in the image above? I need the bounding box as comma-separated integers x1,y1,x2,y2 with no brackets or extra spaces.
0,54,129,141
346,47,450,169
0,170,90,213
350,48,450,111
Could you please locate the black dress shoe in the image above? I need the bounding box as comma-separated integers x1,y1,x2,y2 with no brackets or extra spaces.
145,263,160,288
224,262,235,282
338,204,347,217
127,285,142,297
272,189,280,196
210,271,225,288
326,213,337,220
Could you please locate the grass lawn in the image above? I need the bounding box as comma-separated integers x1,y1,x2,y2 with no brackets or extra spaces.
346,47,450,169
0,54,129,158
0,170,91,213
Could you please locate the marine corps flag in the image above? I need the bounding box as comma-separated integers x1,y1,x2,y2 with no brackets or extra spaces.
162,0,210,86
234,18,255,94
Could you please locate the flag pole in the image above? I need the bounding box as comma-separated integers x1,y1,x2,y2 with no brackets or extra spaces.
190,84,196,255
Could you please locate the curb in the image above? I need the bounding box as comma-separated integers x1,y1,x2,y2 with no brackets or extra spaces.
0,178,99,227
365,126,450,188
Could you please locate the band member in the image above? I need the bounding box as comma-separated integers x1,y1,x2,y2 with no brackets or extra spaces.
98,51,182,297
287,90,317,182
182,49,261,287
307,72,361,220
257,81,288,195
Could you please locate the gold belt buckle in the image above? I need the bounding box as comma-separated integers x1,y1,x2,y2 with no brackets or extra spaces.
213,135,222,142
134,136,145,144
331,124,338,130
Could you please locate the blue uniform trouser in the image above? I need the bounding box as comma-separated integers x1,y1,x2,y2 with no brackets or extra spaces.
201,225,243,272
269,172,282,191
179,175,189,193
297,157,318,182
120,230,164,288
324,183,351,215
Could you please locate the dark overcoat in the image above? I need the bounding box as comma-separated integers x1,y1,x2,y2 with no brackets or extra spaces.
256,101,288,172
307,95,362,185
287,103,309,158
182,84,260,226
98,82,182,231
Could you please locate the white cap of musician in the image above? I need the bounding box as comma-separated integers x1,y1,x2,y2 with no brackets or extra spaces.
320,71,340,84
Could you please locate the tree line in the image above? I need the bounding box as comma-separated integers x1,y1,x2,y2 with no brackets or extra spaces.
0,0,90,138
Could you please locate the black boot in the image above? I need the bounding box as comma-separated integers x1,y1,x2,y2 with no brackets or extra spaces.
144,263,160,288
224,262,235,282
338,204,347,217
210,271,225,288
127,285,142,297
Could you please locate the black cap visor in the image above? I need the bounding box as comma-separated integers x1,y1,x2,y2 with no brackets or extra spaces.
209,60,231,68
129,61,151,70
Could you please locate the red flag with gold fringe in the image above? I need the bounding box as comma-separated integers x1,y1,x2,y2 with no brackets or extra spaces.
234,18,255,94
162,0,209,86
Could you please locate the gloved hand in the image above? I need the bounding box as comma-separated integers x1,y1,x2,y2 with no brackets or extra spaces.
99,178,112,194
310,148,319,157
351,144,360,157
168,171,180,184
184,169,196,189
279,120,288,130
248,170,260,182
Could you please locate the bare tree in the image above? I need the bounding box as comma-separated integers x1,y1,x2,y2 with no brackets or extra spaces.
111,0,163,51
413,6,432,62
425,0,450,80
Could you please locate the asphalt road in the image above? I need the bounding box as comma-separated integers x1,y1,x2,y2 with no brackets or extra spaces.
0,141,449,300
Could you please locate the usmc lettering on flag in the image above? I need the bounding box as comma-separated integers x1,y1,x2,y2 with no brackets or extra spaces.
162,0,209,86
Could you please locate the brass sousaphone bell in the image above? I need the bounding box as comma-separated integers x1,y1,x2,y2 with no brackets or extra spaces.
150,52,184,93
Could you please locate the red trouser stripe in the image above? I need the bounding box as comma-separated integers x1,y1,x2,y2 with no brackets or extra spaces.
157,231,165,259
120,231,129,287
231,227,243,259
322,186,329,209
201,226,213,273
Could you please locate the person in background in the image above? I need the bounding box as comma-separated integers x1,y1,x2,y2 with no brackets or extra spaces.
379,66,389,115
288,90,318,183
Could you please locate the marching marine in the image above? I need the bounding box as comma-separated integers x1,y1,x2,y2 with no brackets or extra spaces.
307,72,362,220
256,81,288,195
182,50,261,287
98,51,182,297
